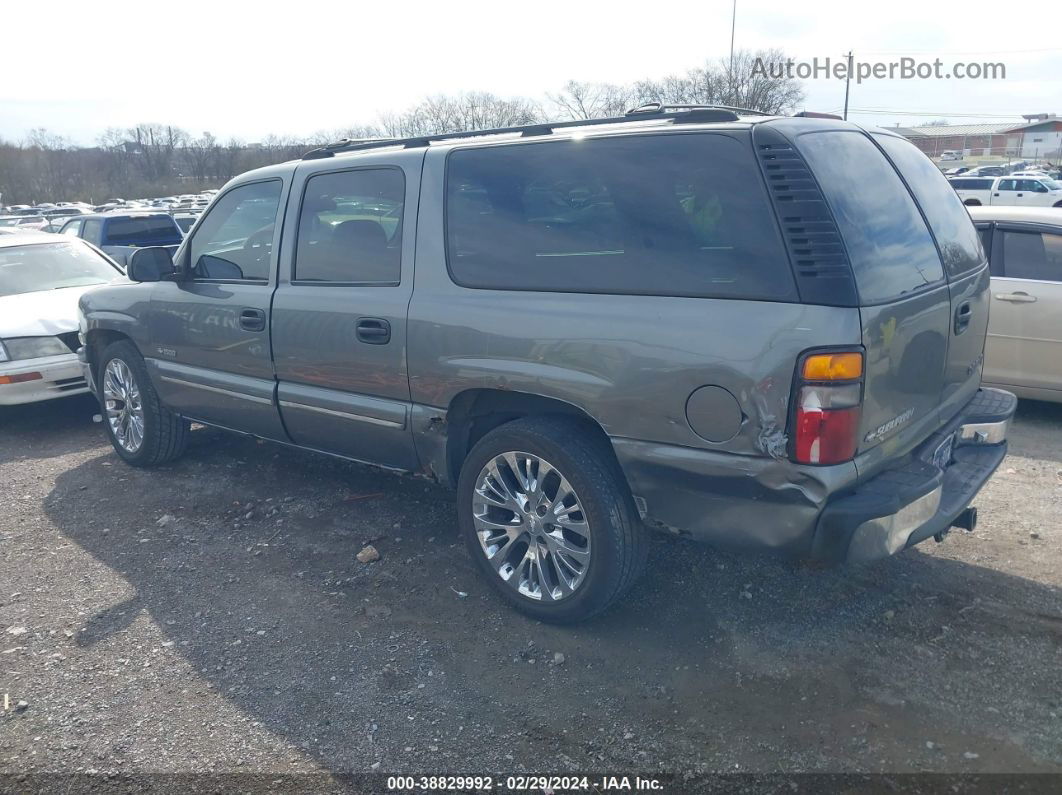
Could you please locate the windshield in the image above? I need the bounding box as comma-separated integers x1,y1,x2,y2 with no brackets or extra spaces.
1042,179,1062,190
0,242,120,297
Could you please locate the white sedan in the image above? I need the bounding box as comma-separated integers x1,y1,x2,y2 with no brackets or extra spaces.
0,234,125,406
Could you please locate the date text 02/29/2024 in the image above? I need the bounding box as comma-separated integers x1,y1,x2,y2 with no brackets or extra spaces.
385,775,665,791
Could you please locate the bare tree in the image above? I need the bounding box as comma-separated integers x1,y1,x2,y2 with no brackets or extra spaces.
183,132,218,182
0,52,808,206
548,81,634,120
630,49,804,114
721,49,805,114
128,123,189,183
380,92,541,137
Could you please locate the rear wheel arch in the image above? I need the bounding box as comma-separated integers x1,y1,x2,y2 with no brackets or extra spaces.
444,389,626,491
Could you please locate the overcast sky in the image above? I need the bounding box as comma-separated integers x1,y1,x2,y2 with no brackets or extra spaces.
3,0,1060,145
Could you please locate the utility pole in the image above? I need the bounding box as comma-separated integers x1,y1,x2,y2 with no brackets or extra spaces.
729,0,737,73
842,50,853,120
729,0,737,105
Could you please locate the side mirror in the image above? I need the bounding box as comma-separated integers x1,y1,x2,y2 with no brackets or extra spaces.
128,247,175,282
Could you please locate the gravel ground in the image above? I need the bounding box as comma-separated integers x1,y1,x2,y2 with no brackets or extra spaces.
2,394,1061,783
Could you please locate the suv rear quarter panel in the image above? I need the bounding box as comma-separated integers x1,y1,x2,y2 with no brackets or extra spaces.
408,144,864,551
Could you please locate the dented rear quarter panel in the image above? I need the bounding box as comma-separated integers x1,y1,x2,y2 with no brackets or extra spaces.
408,146,864,549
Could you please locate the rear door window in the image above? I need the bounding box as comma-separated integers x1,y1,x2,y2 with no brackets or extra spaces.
873,134,985,277
797,131,943,303
1001,230,1062,281
103,216,181,245
294,168,404,283
445,133,795,301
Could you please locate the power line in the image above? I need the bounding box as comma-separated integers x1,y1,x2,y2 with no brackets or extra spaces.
842,108,1038,118
852,47,1060,55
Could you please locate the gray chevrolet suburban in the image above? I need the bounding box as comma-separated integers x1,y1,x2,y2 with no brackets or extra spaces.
77,106,1016,622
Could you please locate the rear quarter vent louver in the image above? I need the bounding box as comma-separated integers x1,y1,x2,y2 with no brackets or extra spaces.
753,126,858,307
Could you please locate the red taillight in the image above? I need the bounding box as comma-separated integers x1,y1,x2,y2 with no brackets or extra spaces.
793,354,864,465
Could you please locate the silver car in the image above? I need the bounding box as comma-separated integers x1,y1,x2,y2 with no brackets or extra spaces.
970,206,1062,402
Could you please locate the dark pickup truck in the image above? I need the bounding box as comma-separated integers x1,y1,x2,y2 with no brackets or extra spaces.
58,212,183,268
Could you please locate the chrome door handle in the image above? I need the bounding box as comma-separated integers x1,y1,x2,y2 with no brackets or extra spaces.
994,292,1037,303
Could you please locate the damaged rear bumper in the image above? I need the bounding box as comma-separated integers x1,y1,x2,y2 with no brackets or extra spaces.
611,388,1016,561
812,387,1016,563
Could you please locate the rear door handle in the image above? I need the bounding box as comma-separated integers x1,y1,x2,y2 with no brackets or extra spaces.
356,317,391,345
954,300,973,335
239,307,266,331
995,291,1038,303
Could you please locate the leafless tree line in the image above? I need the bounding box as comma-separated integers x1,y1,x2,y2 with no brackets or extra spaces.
0,49,803,205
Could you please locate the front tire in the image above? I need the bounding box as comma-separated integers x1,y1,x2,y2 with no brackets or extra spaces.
457,417,648,623
99,340,189,467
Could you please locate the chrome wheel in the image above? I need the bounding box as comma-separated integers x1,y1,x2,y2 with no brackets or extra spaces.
103,358,144,454
472,452,591,602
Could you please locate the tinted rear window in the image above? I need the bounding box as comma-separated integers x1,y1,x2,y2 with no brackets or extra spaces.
104,216,181,245
445,133,796,301
797,131,943,304
874,134,985,277
950,178,993,190
1002,230,1062,281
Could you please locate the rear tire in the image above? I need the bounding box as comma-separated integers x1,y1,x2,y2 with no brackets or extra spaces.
98,340,189,467
457,416,648,623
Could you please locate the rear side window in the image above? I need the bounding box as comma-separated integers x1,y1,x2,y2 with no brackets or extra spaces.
103,216,181,245
294,168,404,283
1002,230,1062,281
445,134,796,301
798,131,943,304
874,134,985,277
81,219,102,245
950,178,992,190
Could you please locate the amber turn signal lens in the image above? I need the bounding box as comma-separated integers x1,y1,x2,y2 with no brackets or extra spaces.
802,352,863,381
0,372,43,384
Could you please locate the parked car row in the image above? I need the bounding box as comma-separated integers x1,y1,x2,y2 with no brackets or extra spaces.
0,191,215,239
942,161,1060,179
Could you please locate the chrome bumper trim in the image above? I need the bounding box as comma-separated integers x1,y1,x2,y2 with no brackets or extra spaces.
959,418,1009,445
847,485,943,564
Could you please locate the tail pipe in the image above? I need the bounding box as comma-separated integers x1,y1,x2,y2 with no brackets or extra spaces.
953,506,978,532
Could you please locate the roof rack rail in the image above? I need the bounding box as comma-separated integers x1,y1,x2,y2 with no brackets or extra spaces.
626,102,770,118
301,104,759,160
